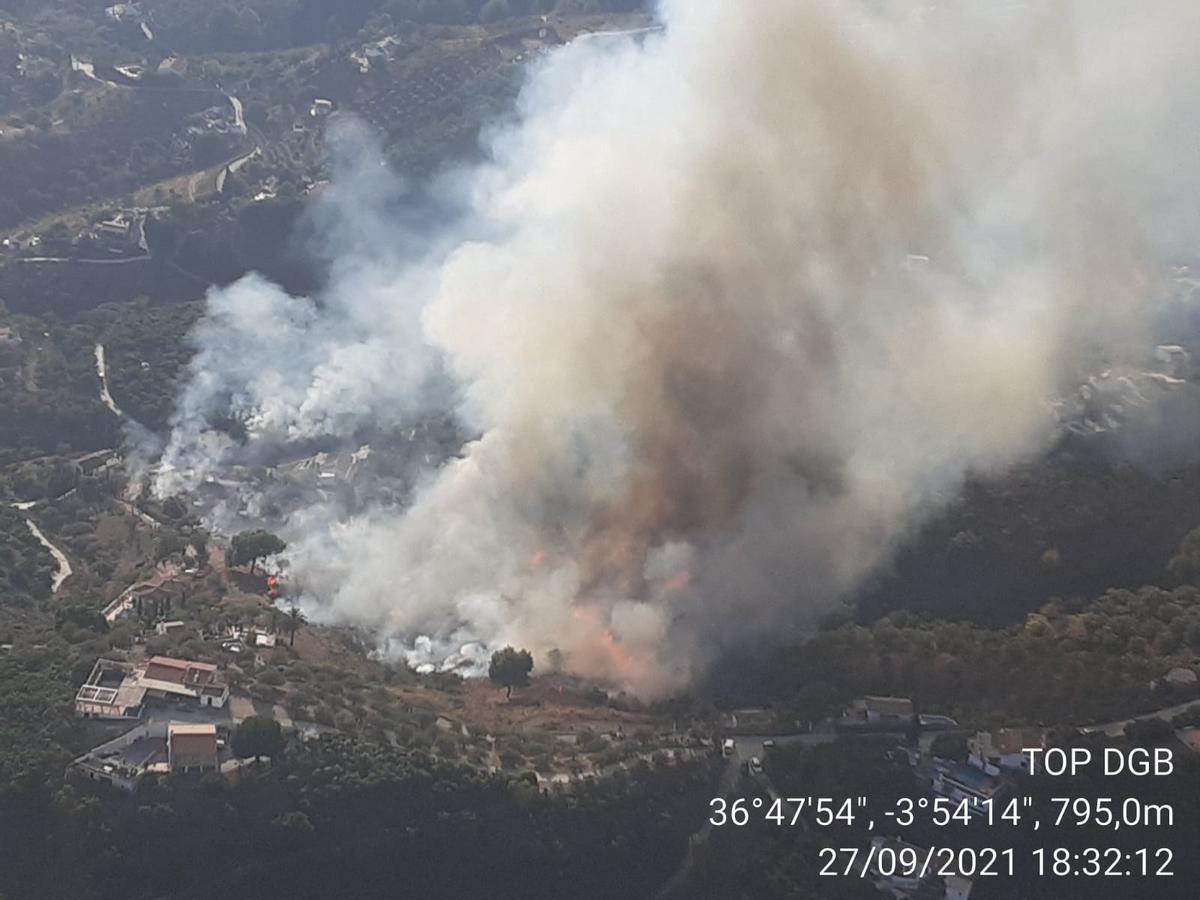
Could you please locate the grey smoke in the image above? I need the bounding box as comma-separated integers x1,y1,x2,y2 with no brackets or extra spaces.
155,0,1200,695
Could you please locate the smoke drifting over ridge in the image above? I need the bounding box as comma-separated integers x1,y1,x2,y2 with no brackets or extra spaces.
155,0,1200,695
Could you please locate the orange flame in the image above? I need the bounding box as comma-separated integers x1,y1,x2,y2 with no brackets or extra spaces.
570,605,641,683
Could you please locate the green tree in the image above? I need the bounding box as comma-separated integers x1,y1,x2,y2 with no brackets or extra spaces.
145,212,180,262
232,715,284,761
285,604,307,647
191,533,209,561
155,533,185,561
226,530,287,572
488,646,533,699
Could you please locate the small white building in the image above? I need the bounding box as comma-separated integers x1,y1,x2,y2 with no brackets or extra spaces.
845,695,914,727
968,728,1046,774
930,761,1010,817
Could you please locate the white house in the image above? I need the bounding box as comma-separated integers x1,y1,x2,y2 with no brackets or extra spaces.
930,761,1011,816
968,728,1045,774
844,695,914,727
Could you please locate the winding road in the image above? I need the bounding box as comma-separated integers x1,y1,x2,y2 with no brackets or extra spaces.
656,731,838,898
228,94,246,133
16,255,151,265
94,343,124,417
21,516,72,593
1080,700,1200,737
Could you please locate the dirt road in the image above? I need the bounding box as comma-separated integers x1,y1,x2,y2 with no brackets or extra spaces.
94,343,124,416
24,518,72,593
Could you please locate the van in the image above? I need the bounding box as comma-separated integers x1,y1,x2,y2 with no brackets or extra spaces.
722,738,735,757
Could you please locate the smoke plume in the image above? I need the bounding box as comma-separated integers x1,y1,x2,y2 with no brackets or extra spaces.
155,0,1200,695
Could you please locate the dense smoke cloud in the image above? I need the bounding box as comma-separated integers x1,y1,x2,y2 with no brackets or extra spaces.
155,0,1200,695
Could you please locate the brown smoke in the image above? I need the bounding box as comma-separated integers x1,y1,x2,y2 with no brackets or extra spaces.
160,1,1200,695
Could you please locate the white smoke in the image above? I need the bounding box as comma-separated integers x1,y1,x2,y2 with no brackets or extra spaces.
155,0,1200,696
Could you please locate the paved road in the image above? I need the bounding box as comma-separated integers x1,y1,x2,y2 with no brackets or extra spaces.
143,700,232,732
657,733,835,898
16,254,151,265
1081,700,1200,737
733,731,839,759
575,25,664,43
656,748,739,899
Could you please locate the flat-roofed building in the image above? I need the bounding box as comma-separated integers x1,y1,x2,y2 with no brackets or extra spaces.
842,695,915,728
75,659,146,719
168,722,219,774
75,655,228,719
931,761,1012,816
73,728,166,792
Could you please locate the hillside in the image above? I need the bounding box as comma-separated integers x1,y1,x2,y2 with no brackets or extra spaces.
1,3,1199,899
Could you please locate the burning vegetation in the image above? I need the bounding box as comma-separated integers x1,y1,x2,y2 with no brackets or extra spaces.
149,0,1200,697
